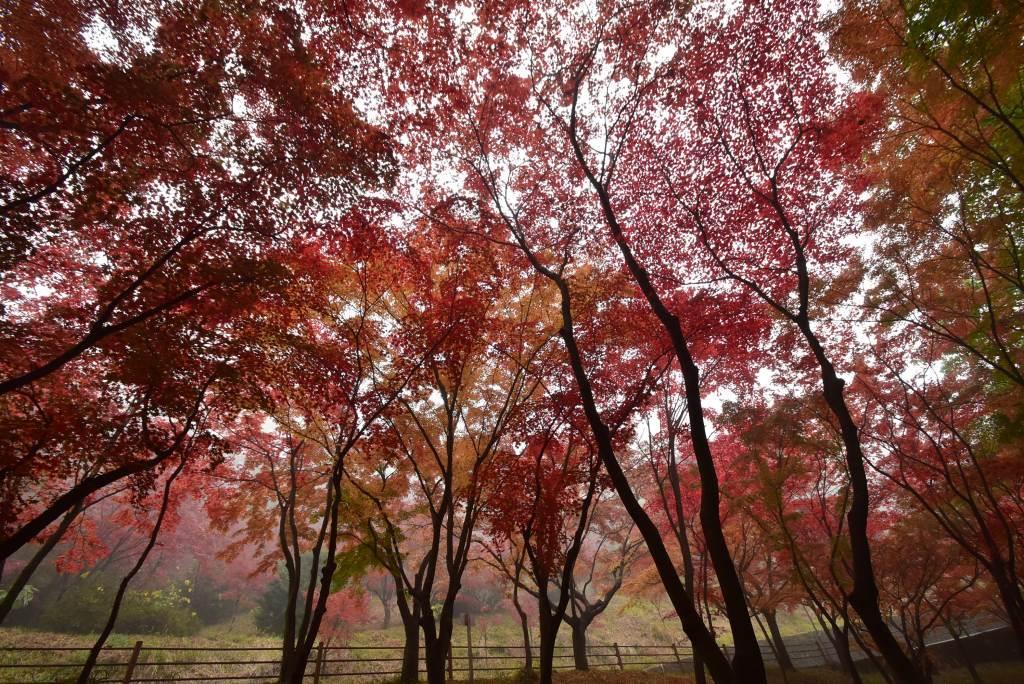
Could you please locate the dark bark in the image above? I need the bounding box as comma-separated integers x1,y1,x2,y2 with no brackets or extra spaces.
401,618,420,684
537,590,558,684
946,621,982,684
565,76,765,684
685,92,930,681
765,609,795,671
0,501,81,624
493,234,734,682
832,624,863,684
282,464,345,683
807,334,927,684
554,289,734,682
1,379,211,563
392,573,420,684
421,607,454,684
513,569,533,675
570,617,590,670
991,565,1024,657
471,119,735,682
666,415,707,684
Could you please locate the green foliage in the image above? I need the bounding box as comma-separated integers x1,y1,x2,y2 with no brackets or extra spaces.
330,545,376,593
115,585,201,635
0,584,35,610
186,578,244,626
254,548,376,636
37,583,200,635
254,574,294,636
37,584,112,633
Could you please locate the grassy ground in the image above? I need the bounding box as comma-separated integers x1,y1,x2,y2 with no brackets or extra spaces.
2,601,1022,682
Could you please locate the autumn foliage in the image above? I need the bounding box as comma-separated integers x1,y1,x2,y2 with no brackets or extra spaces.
2,2,1023,684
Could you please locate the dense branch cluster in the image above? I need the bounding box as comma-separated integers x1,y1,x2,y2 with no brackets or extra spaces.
1,2,1022,683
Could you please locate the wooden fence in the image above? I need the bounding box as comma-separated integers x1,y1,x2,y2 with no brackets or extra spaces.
0,638,838,683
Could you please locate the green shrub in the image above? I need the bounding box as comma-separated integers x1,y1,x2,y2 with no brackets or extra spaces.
115,585,201,635
37,582,200,635
37,583,111,633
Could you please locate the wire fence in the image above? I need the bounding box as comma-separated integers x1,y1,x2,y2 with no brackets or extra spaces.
0,637,842,683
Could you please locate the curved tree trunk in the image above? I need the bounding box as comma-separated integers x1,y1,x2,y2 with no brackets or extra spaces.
795,310,929,684
513,582,533,675
77,459,185,683
833,623,863,684
765,609,795,672
488,149,735,682
0,501,81,624
552,279,734,683
565,102,765,684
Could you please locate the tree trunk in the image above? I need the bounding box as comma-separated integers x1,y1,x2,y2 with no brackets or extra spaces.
421,643,446,684
382,599,392,630
422,607,454,684
765,610,795,671
516,596,533,675
0,502,81,624
401,613,420,684
991,564,1024,658
538,607,557,684
77,459,185,684
549,292,736,683
571,618,590,670
832,624,863,684
801,328,929,684
571,144,766,684
946,622,981,684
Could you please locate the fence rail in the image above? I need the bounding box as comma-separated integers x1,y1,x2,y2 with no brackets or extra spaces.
0,638,841,683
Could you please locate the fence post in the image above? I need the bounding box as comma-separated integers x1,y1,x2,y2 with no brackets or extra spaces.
672,642,684,671
312,642,325,684
465,613,475,683
447,642,454,680
122,640,143,684
613,642,624,670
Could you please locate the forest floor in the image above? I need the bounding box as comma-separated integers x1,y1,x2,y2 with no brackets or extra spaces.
2,602,1022,682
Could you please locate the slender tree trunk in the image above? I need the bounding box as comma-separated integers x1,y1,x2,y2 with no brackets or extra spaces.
670,448,707,684
568,131,765,684
945,621,981,684
571,617,590,670
514,584,533,675
550,285,735,683
832,624,863,684
77,459,185,683
0,502,81,624
799,327,928,684
382,599,391,630
753,612,784,681
765,609,795,671
288,464,347,682
491,148,736,681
